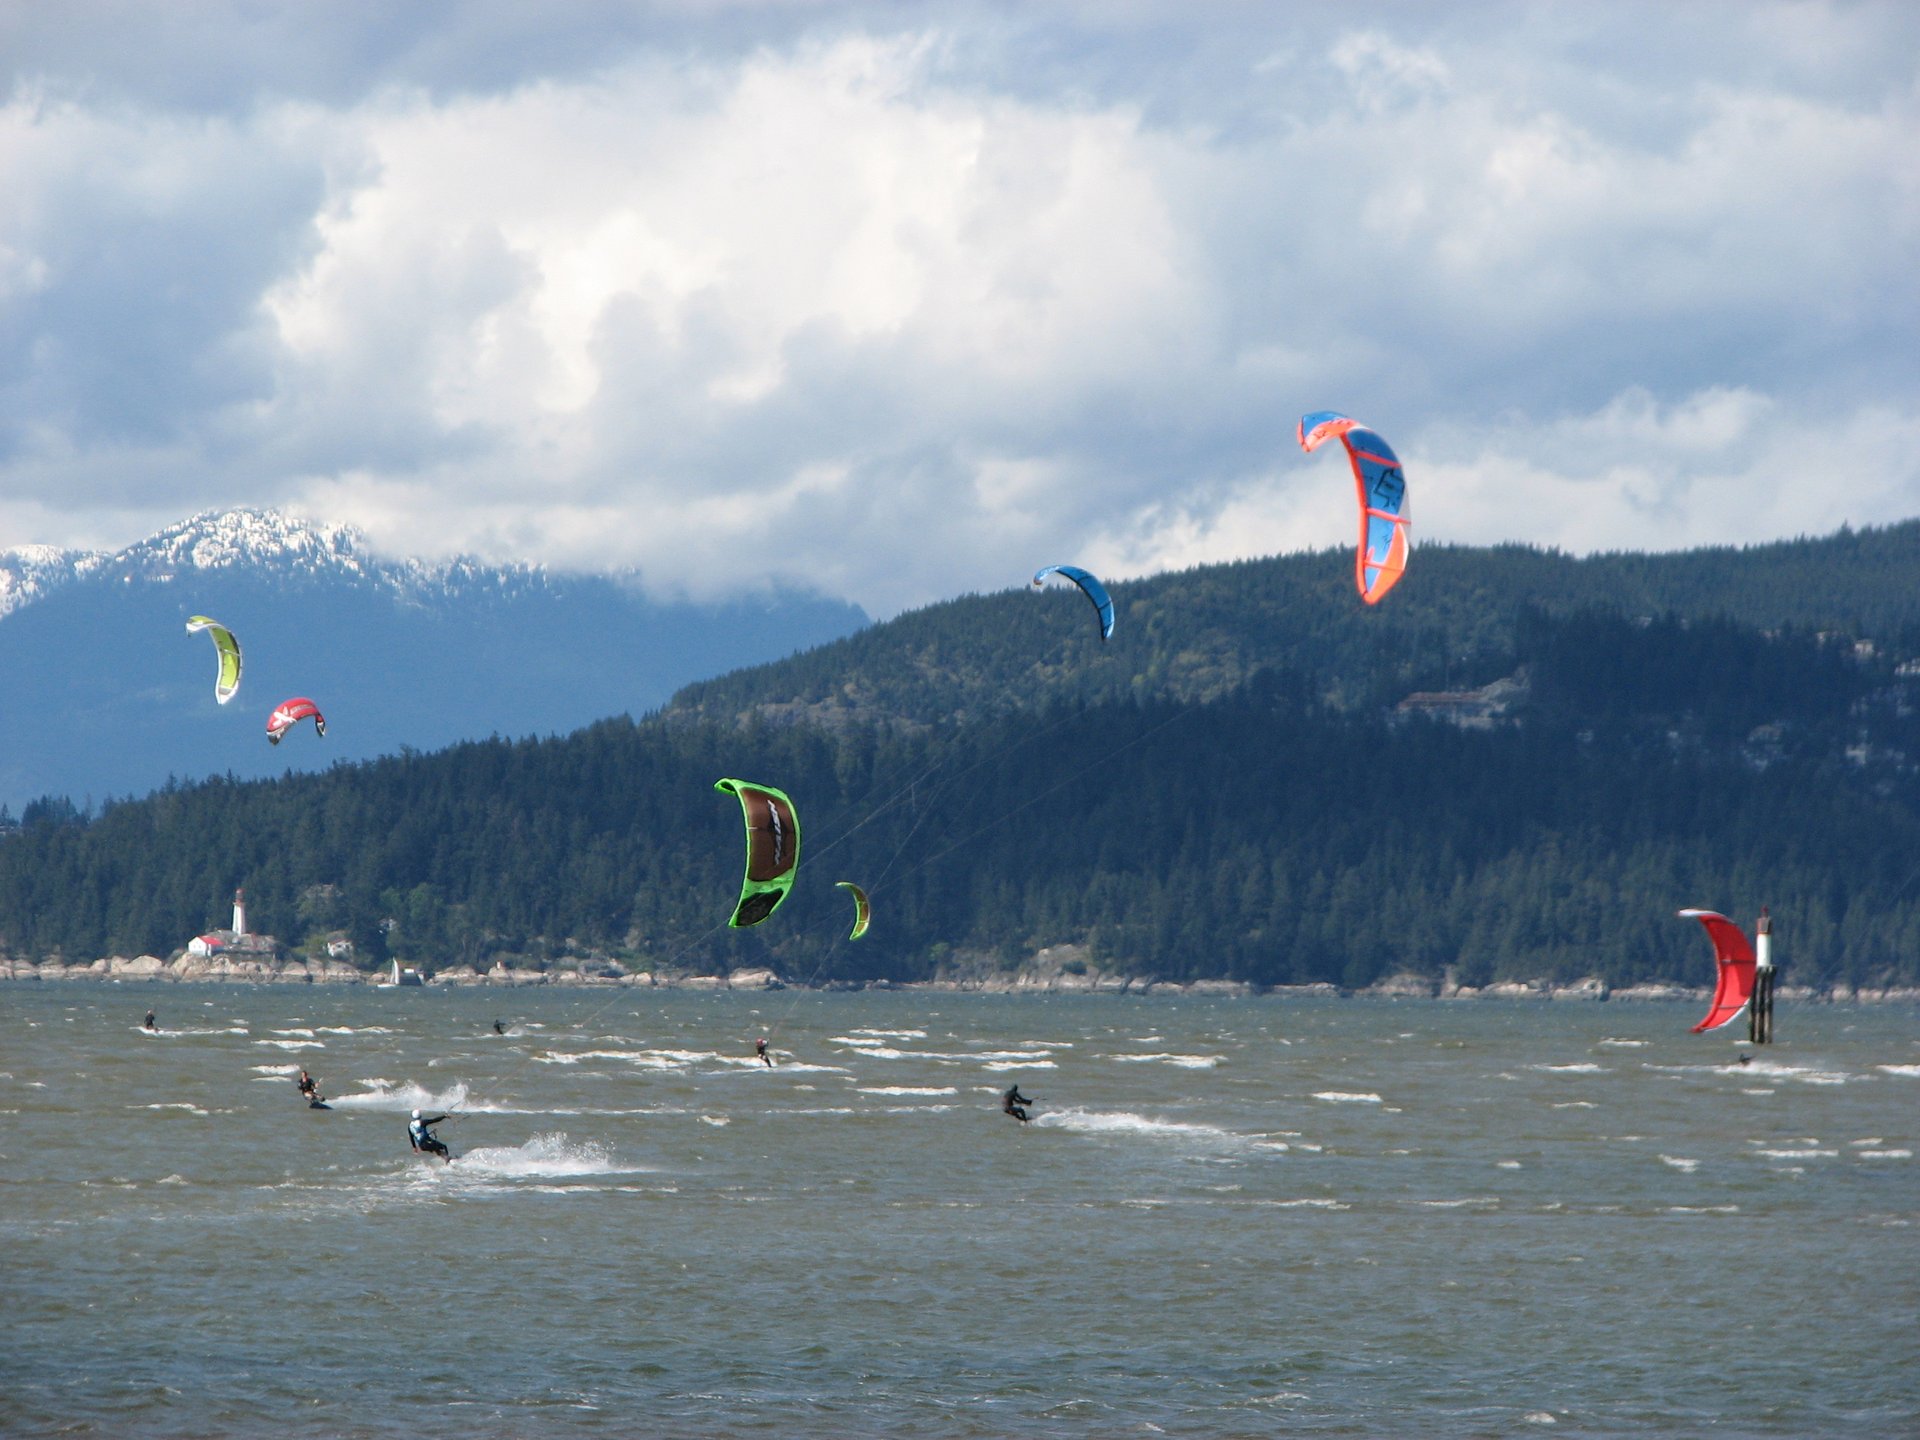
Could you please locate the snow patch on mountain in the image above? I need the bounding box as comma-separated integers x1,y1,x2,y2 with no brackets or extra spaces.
1,508,561,615
0,544,96,621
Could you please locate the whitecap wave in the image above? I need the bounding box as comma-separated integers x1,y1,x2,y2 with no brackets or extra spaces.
1596,1039,1647,1048
329,1080,470,1113
255,1039,325,1051
1877,1064,1920,1078
1535,1063,1605,1074
250,1063,301,1075
983,1060,1055,1071
1111,1053,1220,1069
1858,1149,1911,1160
1659,1154,1700,1172
1313,1091,1382,1104
1036,1107,1249,1147
858,1086,958,1097
438,1132,637,1179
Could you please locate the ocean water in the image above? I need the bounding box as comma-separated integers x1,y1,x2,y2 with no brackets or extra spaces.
2,983,1915,1438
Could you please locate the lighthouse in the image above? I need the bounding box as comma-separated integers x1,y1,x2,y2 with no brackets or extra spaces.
1750,906,1776,1044
231,887,248,938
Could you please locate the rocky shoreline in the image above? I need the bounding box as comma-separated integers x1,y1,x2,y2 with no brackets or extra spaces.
3,953,1917,1002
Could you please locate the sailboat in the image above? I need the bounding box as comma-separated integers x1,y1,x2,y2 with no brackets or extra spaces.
375,958,425,989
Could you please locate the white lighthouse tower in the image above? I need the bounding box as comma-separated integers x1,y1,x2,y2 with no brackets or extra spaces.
231,887,247,938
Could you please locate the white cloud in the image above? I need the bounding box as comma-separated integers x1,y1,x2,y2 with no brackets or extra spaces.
1,5,1916,614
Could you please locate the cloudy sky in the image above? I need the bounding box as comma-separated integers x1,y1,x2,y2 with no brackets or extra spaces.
2,1,1915,615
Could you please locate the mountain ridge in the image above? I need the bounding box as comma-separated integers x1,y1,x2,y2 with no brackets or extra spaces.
0,507,869,811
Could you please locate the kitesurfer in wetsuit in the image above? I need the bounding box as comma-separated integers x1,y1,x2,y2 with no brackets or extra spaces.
493,1019,507,1035
1002,1084,1033,1124
144,1009,157,1032
408,1108,452,1162
756,1036,773,1067
296,1069,322,1103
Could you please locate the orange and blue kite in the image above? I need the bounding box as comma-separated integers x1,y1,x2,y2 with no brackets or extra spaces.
1298,411,1410,605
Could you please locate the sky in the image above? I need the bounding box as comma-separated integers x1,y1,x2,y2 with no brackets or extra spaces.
2,0,1916,617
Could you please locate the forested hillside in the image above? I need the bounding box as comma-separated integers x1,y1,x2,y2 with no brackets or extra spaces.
5,527,1920,988
666,523,1920,728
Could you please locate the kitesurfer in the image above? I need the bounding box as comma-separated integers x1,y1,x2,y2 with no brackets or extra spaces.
296,1069,322,1103
408,1108,452,1162
756,1036,773,1067
143,1009,157,1032
1002,1084,1034,1124
1737,1053,1753,1066
493,1019,507,1035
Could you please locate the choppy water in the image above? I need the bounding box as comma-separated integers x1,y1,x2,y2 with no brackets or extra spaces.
3,984,1915,1438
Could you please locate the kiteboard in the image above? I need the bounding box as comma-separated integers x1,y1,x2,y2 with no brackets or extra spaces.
308,1099,331,1110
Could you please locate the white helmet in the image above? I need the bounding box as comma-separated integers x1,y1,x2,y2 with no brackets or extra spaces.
411,1108,421,1119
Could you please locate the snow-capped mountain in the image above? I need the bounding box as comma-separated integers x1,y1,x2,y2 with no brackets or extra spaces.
0,509,868,811
0,543,91,622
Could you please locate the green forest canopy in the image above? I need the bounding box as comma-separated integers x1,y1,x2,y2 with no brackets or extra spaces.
5,526,1920,989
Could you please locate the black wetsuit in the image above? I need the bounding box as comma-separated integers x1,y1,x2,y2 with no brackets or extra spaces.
297,1073,320,1102
1002,1086,1033,1123
144,1011,157,1031
756,1037,772,1067
408,1114,451,1160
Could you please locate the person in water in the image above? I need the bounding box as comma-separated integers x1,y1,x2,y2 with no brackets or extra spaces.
408,1108,452,1161
493,1019,507,1035
755,1035,773,1067
296,1069,322,1102
1002,1084,1034,1124
144,1009,157,1032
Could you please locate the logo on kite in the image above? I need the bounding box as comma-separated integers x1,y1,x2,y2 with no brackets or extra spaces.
184,616,243,704
1297,412,1410,605
1031,564,1115,641
267,697,327,745
835,881,871,941
715,778,801,928
1676,909,1757,1033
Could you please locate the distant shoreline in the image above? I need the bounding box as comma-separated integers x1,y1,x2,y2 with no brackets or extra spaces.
4,956,1917,1003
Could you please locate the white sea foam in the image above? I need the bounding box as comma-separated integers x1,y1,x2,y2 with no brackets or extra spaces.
1037,1107,1249,1147
330,1080,471,1113
137,1103,209,1115
1536,1063,1605,1074
271,1028,315,1037
436,1132,636,1179
1258,1198,1347,1209
1756,1148,1837,1159
1111,1053,1220,1069
1659,1155,1700,1173
317,1025,392,1035
1496,1160,1522,1169
1877,1064,1920,1077
1551,1101,1598,1109
1596,1039,1647,1048
857,1086,958,1097
700,1115,729,1127
255,1039,325,1051
845,1028,926,1040
1313,1091,1382,1104
250,1063,301,1075
983,1060,1056,1071
1858,1149,1911,1160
